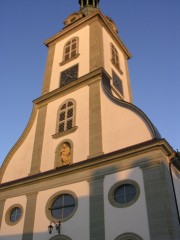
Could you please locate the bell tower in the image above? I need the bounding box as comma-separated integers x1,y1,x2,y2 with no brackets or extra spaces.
79,0,99,15
79,0,100,10
1,0,159,180
0,1,179,240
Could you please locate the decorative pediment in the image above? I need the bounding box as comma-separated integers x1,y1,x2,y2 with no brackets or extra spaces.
64,12,84,26
105,16,118,33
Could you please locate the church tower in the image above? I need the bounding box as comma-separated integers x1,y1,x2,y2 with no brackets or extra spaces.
0,1,179,240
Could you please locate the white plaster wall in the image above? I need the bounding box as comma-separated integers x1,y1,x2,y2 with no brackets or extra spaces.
33,181,89,240
102,28,130,102
0,196,27,240
2,116,38,183
49,26,90,91
100,86,152,153
40,86,89,172
104,167,150,240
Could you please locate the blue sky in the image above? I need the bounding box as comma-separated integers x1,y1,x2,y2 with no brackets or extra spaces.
0,0,180,166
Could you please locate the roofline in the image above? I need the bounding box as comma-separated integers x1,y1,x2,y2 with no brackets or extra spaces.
0,138,174,192
44,9,131,59
101,70,161,139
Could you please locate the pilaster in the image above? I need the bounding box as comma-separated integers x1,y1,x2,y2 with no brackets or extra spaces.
41,44,56,95
29,105,47,175
89,18,104,71
22,192,38,240
141,162,180,239
88,80,103,158
89,175,105,240
0,200,5,229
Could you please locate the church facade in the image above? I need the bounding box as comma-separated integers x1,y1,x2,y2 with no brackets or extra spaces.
0,1,180,240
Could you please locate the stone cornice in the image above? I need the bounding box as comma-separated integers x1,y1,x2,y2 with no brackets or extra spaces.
33,68,103,107
0,138,174,199
44,10,131,59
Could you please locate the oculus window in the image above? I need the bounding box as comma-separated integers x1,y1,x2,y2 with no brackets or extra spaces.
50,236,72,240
5,204,23,226
109,180,140,208
115,232,143,240
10,207,22,222
51,194,75,220
114,184,136,204
46,192,77,222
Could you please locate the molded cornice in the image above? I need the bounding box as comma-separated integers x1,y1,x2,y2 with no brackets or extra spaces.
0,138,174,199
44,10,131,59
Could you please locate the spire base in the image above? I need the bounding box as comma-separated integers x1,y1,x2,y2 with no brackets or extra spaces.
79,0,100,15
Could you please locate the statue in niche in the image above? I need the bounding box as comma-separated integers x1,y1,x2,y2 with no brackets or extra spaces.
60,142,71,166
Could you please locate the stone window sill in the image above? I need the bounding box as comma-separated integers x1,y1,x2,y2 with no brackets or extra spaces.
52,126,78,139
60,54,80,66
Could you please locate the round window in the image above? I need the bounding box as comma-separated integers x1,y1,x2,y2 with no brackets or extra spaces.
109,180,140,208
5,204,23,226
10,207,22,222
115,232,143,240
46,192,77,222
114,184,136,204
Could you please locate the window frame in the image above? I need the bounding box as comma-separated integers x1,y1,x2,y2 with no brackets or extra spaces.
110,43,123,74
108,180,140,208
60,37,80,65
50,235,72,240
46,191,78,223
112,70,124,97
54,99,77,138
5,204,23,226
58,100,75,132
115,232,143,240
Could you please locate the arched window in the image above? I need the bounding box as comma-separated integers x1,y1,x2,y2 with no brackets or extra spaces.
63,38,78,61
53,99,77,139
58,100,75,133
115,233,143,240
49,234,72,240
111,43,120,69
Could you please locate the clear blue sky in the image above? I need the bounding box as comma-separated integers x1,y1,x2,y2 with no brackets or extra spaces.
0,0,180,166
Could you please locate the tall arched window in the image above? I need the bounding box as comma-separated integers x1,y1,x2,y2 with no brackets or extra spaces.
111,43,120,69
53,99,77,139
63,38,78,61
58,100,75,133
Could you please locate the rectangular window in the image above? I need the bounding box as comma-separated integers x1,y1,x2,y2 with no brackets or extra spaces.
112,70,123,96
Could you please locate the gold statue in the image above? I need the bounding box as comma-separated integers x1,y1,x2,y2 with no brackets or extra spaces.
60,142,71,165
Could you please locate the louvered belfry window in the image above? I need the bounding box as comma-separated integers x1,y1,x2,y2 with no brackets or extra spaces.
59,100,74,132
111,43,120,68
64,38,78,61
